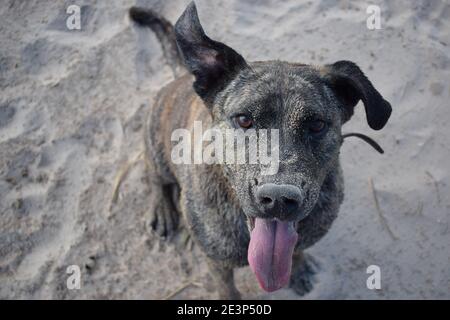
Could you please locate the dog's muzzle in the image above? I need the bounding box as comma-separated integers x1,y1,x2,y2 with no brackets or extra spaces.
255,183,305,221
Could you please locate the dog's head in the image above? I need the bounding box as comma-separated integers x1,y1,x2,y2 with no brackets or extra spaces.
175,2,391,292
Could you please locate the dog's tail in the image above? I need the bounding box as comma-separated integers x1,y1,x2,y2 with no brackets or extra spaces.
129,7,185,77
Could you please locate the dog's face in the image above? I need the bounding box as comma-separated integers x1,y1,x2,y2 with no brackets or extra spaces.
212,62,345,222
175,2,391,291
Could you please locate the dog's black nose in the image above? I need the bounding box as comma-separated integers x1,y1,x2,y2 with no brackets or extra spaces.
255,183,303,220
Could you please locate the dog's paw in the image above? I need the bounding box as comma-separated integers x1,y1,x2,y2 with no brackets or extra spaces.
148,196,178,239
289,253,321,296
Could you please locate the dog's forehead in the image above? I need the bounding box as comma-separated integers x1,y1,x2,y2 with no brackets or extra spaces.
222,61,333,118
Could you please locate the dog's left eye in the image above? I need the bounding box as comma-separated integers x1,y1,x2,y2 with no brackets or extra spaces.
309,120,327,134
234,114,253,129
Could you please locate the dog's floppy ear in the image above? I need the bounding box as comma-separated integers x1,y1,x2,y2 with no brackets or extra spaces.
174,2,248,103
322,60,392,130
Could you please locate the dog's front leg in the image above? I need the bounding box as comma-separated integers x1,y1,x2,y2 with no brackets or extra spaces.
289,250,321,296
207,258,241,300
146,179,180,239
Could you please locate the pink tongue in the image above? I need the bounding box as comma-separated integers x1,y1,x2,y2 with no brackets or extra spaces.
248,218,298,292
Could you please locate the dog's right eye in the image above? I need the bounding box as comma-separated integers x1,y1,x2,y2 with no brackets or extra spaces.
309,120,326,134
234,114,253,129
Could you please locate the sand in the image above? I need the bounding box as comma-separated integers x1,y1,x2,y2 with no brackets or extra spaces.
0,0,449,299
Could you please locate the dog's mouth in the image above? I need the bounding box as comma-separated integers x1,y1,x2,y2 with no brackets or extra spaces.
245,215,299,292
245,216,298,232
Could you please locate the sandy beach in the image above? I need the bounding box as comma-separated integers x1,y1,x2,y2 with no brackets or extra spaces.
0,0,449,299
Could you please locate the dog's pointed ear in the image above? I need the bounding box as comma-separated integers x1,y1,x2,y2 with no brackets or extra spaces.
322,60,392,130
174,2,248,102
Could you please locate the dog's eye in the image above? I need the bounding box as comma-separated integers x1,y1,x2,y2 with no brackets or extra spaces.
234,115,253,129
309,120,327,134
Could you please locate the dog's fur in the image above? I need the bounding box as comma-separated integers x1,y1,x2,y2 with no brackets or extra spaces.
130,2,391,299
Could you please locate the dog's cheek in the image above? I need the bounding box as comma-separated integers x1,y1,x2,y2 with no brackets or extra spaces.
312,128,341,170
303,183,322,215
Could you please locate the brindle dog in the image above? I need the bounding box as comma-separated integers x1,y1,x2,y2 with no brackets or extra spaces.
129,2,391,299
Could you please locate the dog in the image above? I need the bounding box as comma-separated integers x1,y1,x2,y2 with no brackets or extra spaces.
129,2,392,299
